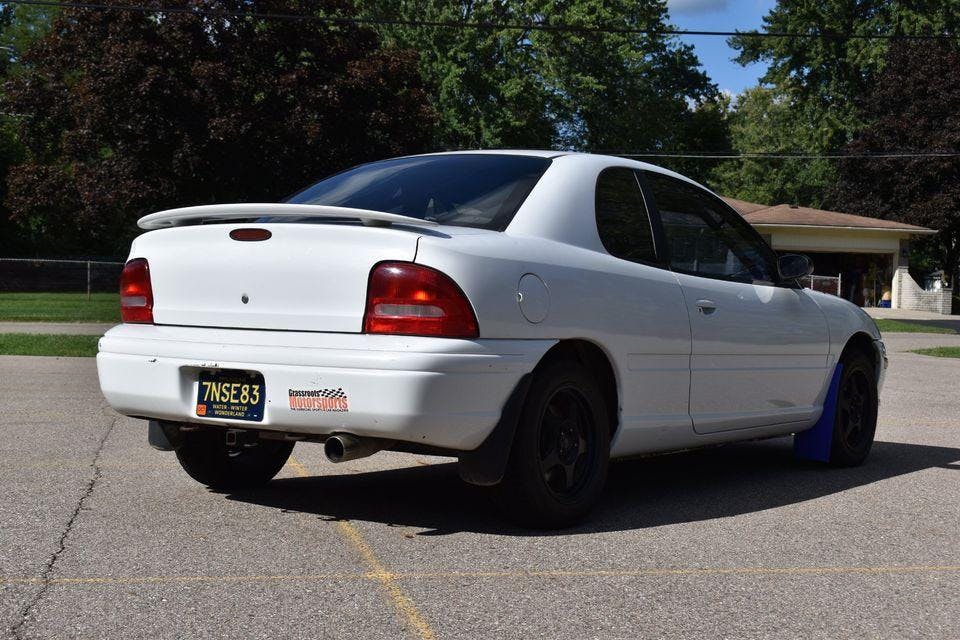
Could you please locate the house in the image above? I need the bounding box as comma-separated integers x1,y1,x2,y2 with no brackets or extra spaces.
722,198,952,315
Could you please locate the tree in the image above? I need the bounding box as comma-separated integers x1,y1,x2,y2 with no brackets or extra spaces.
4,0,435,257
0,2,57,256
830,40,960,288
0,1,58,73
725,1,960,206
648,96,733,187
360,2,555,149
732,1,960,150
709,87,834,207
362,0,727,176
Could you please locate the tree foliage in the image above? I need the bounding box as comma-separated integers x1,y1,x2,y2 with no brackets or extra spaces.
363,0,728,177
0,1,58,74
732,1,960,150
710,87,834,207
723,1,960,208
4,0,435,256
830,41,960,285
0,2,56,256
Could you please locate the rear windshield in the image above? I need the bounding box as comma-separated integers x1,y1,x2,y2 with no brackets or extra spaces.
285,154,552,231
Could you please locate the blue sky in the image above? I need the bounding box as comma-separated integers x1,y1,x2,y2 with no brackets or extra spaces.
666,0,777,96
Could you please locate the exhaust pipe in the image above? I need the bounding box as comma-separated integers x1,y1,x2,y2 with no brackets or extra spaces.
323,433,393,463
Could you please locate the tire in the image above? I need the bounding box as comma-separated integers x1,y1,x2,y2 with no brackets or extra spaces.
829,350,878,467
175,429,294,490
495,358,610,529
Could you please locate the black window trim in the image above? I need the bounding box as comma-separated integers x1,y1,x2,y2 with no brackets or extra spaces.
638,170,786,287
593,166,669,269
634,170,669,268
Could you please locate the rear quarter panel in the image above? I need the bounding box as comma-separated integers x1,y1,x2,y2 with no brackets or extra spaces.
425,154,697,455
414,230,695,456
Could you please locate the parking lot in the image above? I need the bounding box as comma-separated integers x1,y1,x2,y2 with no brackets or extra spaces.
2,331,958,639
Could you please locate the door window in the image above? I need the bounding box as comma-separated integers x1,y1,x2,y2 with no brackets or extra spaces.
594,168,657,264
645,172,777,283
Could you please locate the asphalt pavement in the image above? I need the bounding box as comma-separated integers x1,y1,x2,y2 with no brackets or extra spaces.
1,332,958,639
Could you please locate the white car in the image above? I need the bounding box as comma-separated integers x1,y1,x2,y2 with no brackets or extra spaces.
97,151,886,527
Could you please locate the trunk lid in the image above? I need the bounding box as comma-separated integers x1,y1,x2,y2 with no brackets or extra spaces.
131,223,420,332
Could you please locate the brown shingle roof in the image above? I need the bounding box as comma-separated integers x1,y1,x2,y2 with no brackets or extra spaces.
720,197,934,233
720,197,769,215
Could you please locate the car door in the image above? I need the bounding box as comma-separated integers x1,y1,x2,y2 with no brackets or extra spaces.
641,171,829,434
592,167,693,448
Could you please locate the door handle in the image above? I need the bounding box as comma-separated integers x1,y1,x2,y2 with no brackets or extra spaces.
696,299,717,315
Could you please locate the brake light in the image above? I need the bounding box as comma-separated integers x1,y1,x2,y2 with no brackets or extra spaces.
230,228,272,242
120,258,154,323
363,262,479,338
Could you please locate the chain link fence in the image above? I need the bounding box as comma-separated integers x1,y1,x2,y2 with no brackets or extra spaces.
0,258,124,295
803,274,842,297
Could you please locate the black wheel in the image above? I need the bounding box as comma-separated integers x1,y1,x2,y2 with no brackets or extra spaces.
175,429,294,490
829,350,878,467
496,358,610,528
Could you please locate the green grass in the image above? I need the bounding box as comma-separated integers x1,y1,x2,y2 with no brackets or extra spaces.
0,333,99,357
874,319,955,334
0,292,119,322
911,347,960,359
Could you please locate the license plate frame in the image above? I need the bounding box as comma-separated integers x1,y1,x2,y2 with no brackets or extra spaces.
195,370,266,422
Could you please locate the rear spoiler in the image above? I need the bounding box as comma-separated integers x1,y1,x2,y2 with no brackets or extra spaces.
137,203,440,230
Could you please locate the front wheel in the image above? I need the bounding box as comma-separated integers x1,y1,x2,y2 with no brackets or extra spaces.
495,358,610,528
175,429,294,490
829,351,878,467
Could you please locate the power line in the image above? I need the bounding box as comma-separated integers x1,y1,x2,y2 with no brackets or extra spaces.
7,0,960,41
4,2,957,165
612,152,960,160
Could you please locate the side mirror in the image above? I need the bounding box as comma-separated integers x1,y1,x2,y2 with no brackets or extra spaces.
778,253,814,281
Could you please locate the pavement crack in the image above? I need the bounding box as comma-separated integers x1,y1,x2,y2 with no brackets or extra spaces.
10,410,118,639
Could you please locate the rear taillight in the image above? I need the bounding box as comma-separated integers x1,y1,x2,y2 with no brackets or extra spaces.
363,262,479,338
120,258,154,323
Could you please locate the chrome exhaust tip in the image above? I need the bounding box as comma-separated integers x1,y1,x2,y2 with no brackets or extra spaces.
323,433,393,463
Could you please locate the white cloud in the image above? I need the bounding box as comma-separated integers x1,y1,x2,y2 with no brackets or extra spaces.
668,0,729,15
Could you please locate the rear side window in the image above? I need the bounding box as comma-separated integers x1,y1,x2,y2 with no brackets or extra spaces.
285,154,552,231
645,172,777,283
595,168,657,264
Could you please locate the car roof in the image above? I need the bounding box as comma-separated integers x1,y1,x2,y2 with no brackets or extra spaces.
404,149,697,183
408,149,567,159
464,150,722,249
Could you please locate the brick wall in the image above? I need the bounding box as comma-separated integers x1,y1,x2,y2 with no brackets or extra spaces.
892,267,953,315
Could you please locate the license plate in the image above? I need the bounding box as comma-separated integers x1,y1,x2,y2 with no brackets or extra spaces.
196,370,265,422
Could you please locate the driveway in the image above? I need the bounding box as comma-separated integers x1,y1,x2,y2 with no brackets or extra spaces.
1,332,957,639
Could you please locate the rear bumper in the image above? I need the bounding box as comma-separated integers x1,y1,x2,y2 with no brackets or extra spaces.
97,324,555,451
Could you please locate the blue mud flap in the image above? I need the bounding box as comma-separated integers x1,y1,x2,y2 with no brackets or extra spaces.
793,363,843,462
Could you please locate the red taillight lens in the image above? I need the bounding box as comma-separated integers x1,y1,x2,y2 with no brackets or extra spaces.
363,262,479,338
120,258,154,323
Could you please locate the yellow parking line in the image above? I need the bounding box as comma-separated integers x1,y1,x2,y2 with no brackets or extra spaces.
337,520,437,640
285,456,310,478
0,574,365,585
287,455,436,640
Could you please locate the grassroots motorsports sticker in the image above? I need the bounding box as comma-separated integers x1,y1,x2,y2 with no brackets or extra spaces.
288,387,349,412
